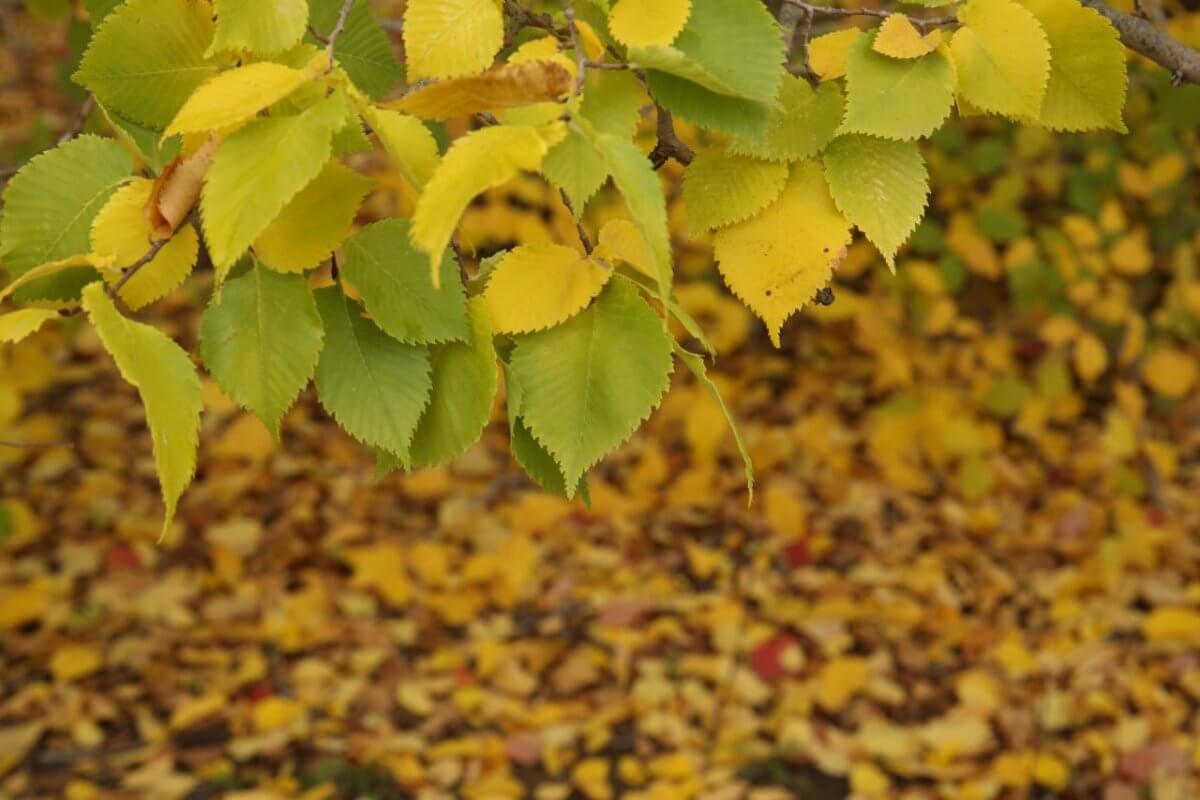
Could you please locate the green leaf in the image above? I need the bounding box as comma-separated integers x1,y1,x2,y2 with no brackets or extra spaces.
644,71,770,141
209,0,309,57
633,0,783,104
579,127,673,310
201,95,346,276
0,135,132,302
543,69,644,215
309,0,404,99
729,77,844,162
98,102,181,173
503,361,589,498
634,0,781,139
199,260,324,437
842,32,954,140
674,344,753,500
509,280,674,496
313,286,432,457
74,0,218,129
823,135,929,269
341,219,470,345
1019,0,1128,132
407,299,498,467
82,282,202,538
84,0,122,24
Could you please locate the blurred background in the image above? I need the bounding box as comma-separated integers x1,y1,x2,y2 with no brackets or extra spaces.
2,1,1200,798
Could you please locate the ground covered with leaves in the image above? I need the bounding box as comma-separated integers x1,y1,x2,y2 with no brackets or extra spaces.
4,5,1200,800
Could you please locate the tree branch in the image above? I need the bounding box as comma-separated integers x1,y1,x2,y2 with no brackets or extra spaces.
325,0,356,73
562,0,587,97
1080,0,1200,85
649,106,694,170
781,0,956,32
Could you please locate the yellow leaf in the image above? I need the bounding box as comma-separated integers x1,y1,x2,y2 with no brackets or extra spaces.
411,122,566,284
252,696,306,732
850,762,890,797
164,61,315,137
950,0,1050,119
873,15,942,59
713,160,851,346
50,644,103,682
389,61,572,120
1144,607,1200,643
482,244,612,334
817,656,870,711
595,218,655,280
168,692,226,730
91,179,199,310
1032,753,1069,790
404,0,504,80
809,28,862,81
1143,347,1197,398
609,0,691,48
1109,228,1152,275
0,308,59,344
342,543,412,606
254,161,373,274
1072,332,1107,383
362,107,441,193
0,721,46,777
0,577,49,629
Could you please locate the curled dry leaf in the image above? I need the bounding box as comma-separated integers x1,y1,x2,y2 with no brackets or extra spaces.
144,135,220,239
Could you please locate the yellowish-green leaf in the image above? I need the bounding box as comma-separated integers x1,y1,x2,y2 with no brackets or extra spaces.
403,0,504,80
873,14,942,59
482,244,613,334
713,161,851,347
842,31,954,140
387,61,572,120
411,122,566,283
950,0,1050,118
82,282,202,539
823,134,929,269
809,28,862,81
209,0,308,57
74,0,219,129
0,309,59,344
407,298,499,468
254,161,373,274
90,179,199,310
1019,0,1127,132
609,0,691,48
362,107,441,192
682,145,789,236
201,94,347,277
164,61,316,138
0,254,114,306
728,76,844,162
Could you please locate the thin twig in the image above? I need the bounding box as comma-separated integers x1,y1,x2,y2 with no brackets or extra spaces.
325,0,356,73
648,106,694,170
794,7,818,86
56,95,95,146
450,235,470,284
562,0,587,97
582,60,632,71
107,238,171,300
782,0,957,32
558,190,593,254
